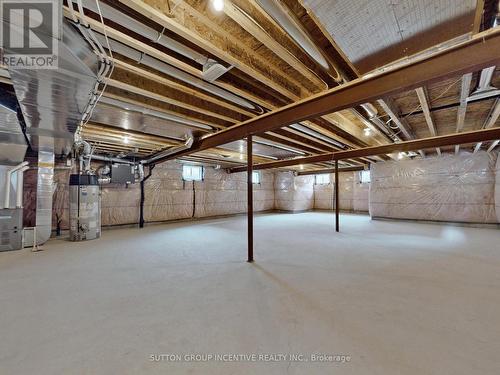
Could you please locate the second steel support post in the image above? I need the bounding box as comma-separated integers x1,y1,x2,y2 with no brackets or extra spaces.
247,136,254,262
335,160,339,232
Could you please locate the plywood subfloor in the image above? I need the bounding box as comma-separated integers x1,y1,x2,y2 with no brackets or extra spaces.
1,212,500,374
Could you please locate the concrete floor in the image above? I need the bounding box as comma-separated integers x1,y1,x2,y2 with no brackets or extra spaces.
1,212,500,375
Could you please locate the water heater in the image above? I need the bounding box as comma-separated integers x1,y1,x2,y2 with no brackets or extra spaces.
69,174,101,241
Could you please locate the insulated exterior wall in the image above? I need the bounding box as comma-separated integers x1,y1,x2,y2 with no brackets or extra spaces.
144,162,193,222
23,164,70,230
495,154,500,223
370,151,498,223
353,171,369,212
101,183,140,226
144,161,274,222
275,172,314,211
313,172,369,212
194,168,274,218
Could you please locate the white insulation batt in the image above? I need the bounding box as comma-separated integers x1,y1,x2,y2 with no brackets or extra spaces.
370,151,499,223
274,172,314,211
101,183,141,226
313,172,369,212
144,161,274,223
496,155,500,223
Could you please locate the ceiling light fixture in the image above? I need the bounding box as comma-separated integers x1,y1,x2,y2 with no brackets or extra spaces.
123,136,130,144
363,127,372,136
397,152,404,160
212,0,224,12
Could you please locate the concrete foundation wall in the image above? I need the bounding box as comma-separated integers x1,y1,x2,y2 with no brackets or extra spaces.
370,151,499,223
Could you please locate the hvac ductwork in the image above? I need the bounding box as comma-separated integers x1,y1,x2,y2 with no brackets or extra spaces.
0,90,27,164
98,96,212,130
142,136,194,165
288,123,345,148
83,0,231,81
79,0,258,111
81,0,208,65
255,0,340,80
467,66,500,102
4,19,101,247
6,20,100,154
93,33,257,112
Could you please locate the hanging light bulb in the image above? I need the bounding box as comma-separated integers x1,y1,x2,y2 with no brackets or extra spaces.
212,0,224,11
363,127,371,136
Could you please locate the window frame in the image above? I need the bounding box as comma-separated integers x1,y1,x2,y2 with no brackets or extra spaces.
182,164,204,181
359,170,371,184
315,173,330,185
252,171,261,184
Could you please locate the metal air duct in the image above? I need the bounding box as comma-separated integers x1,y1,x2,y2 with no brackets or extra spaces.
98,96,212,130
255,0,338,79
0,87,28,164
4,20,101,247
93,33,258,111
467,66,500,102
80,0,256,109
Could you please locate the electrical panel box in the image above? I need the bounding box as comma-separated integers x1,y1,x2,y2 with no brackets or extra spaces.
111,164,135,184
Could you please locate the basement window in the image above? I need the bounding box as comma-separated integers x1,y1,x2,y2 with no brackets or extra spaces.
252,171,261,184
360,170,371,184
315,174,330,185
182,165,203,181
